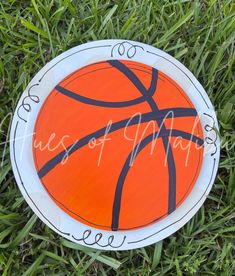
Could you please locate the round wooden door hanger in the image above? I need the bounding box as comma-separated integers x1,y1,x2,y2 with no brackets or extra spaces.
10,40,220,250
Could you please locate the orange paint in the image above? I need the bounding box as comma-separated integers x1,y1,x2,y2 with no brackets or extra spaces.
33,60,204,231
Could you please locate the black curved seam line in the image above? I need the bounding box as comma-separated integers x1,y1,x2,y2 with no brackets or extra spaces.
111,128,203,228
108,60,176,231
55,85,145,107
36,128,203,229
145,50,210,108
55,59,158,108
37,108,199,178
128,158,216,244
111,130,166,231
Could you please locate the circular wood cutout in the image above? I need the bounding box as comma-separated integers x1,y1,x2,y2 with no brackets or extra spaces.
10,40,220,250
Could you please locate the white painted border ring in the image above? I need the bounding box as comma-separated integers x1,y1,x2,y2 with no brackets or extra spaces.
10,40,220,250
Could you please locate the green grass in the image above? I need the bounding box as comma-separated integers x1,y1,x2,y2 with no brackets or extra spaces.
0,0,235,275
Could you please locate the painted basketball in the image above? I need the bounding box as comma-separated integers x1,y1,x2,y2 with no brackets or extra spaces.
33,60,204,231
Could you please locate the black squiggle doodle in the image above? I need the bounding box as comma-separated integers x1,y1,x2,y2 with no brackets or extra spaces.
111,41,144,58
72,230,126,248
12,41,218,249
203,113,218,156
17,84,40,123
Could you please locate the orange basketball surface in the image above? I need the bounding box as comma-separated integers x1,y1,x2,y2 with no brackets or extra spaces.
33,60,204,231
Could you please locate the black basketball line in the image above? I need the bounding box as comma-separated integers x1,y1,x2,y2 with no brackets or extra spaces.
126,61,194,110
57,60,200,138
146,50,210,108
54,65,163,107
108,60,176,230
37,108,201,179
36,128,203,230
110,127,203,231
113,135,202,231
55,70,164,107
53,57,192,103
12,120,213,242
128,158,216,244
56,84,146,107
174,145,202,207
13,121,206,236
13,121,126,247
34,60,204,230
